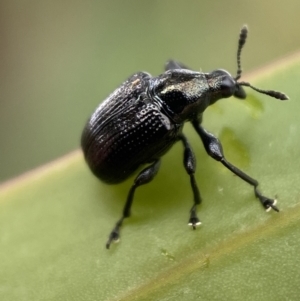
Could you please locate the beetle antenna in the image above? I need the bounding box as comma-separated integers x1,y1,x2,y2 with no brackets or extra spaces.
238,81,289,100
235,25,289,101
235,25,248,81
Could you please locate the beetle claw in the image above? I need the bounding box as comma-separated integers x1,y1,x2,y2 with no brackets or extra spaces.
254,188,279,212
188,217,201,230
106,230,120,249
264,199,279,212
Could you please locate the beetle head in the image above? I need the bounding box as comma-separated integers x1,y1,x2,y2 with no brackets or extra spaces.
208,25,288,105
206,69,246,104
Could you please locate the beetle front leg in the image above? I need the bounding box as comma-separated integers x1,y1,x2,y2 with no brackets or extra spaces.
192,120,279,212
179,134,202,229
106,159,161,249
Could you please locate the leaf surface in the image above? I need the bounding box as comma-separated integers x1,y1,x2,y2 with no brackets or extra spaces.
1,53,300,301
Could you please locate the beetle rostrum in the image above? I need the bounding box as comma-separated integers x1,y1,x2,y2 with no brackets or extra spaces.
81,25,289,249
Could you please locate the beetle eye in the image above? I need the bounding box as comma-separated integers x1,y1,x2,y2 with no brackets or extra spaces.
220,77,235,98
234,85,247,99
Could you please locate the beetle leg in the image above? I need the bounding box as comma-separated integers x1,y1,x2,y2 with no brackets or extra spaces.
106,159,161,249
192,120,279,212
164,60,191,71
179,134,202,229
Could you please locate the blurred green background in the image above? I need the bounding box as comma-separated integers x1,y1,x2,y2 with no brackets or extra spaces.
1,0,300,182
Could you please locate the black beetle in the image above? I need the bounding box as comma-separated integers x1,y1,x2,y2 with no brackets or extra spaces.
81,25,288,249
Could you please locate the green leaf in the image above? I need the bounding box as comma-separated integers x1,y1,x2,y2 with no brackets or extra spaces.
1,53,300,301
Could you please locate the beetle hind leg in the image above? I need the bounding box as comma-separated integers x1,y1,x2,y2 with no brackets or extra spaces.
106,159,161,249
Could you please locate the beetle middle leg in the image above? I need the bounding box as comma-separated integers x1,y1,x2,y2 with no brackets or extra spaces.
191,120,279,212
179,134,202,229
106,159,161,249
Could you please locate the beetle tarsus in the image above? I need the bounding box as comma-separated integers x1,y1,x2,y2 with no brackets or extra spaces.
188,217,201,230
188,207,201,229
106,223,121,249
106,233,119,249
254,188,279,212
